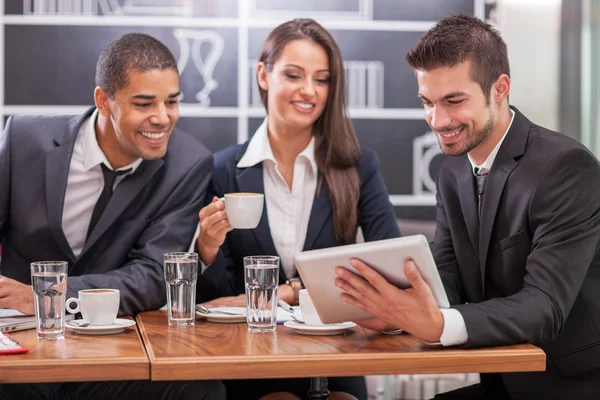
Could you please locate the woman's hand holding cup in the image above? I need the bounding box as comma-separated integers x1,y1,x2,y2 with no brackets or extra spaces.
197,196,233,265
197,193,265,264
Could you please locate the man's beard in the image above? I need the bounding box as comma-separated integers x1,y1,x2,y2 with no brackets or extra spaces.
437,108,495,157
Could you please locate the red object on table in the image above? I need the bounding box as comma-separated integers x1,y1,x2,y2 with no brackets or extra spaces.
0,332,29,355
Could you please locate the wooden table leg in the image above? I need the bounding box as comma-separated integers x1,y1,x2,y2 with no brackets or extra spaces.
307,377,330,399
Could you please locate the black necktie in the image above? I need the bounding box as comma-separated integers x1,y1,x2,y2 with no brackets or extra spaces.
475,167,488,220
86,164,130,239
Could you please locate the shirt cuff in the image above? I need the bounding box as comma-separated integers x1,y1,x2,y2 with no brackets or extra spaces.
439,308,469,346
189,225,210,272
200,261,210,274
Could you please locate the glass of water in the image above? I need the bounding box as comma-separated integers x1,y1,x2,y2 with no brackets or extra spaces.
164,252,198,327
30,261,68,340
244,255,279,332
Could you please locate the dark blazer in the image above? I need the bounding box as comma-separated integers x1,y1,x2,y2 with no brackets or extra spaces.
197,143,401,302
0,108,213,316
432,107,600,398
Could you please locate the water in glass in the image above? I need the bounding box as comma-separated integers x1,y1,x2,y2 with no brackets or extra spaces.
245,264,278,332
32,271,67,339
165,258,197,326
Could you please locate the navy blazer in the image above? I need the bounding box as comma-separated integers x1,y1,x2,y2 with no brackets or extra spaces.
197,143,401,302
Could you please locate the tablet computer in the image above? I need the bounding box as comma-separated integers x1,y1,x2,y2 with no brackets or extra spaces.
293,235,450,324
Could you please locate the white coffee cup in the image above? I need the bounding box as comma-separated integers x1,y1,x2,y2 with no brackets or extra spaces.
221,193,264,229
299,289,326,326
66,289,120,326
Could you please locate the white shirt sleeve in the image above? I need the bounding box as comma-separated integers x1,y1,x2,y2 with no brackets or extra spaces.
200,261,211,273
187,224,211,273
439,308,469,346
188,224,199,248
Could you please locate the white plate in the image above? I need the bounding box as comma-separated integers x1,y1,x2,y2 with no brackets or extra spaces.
284,320,356,336
66,318,136,335
196,307,247,323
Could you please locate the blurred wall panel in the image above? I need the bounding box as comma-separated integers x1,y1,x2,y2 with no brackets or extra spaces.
2,0,526,220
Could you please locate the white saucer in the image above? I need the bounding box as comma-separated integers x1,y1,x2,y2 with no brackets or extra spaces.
196,307,247,323
284,320,356,336
66,318,136,335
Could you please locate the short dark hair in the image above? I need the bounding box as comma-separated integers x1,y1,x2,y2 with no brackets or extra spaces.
405,14,510,101
95,33,178,98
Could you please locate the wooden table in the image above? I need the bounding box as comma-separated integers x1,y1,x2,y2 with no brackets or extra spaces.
0,318,149,383
137,310,546,382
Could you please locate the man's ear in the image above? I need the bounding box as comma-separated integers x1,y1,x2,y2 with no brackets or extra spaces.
256,62,269,91
492,74,510,105
94,87,111,116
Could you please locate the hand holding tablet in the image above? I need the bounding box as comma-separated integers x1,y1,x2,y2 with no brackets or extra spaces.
293,236,449,325
336,258,447,342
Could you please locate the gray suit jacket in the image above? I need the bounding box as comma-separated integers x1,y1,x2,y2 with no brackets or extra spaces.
432,107,600,397
0,107,213,316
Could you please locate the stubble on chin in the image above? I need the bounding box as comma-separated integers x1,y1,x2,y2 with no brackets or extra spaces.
437,114,495,158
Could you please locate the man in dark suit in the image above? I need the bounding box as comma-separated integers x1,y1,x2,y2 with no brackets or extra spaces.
0,33,224,399
335,14,600,399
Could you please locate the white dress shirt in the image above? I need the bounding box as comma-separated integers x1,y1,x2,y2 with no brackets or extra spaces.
61,110,142,257
439,109,515,346
237,119,318,278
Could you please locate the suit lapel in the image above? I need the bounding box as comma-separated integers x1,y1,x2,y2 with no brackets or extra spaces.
45,146,76,262
478,152,517,288
478,107,529,292
235,164,278,257
303,178,332,251
80,159,163,256
45,111,94,264
457,160,480,253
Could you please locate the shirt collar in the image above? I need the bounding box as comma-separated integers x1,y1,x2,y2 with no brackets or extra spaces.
237,118,318,175
82,109,143,173
298,134,318,175
468,108,515,175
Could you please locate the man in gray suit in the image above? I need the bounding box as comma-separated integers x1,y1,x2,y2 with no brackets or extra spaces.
0,33,224,399
335,14,600,399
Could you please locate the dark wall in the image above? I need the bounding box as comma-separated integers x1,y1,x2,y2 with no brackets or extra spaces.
2,0,491,221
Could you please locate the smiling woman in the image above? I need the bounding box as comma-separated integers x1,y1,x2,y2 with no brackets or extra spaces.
195,18,402,400
257,38,330,130
255,18,363,245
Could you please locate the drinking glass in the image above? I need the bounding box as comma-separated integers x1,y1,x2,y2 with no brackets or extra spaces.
244,255,279,332
31,261,68,339
164,252,198,326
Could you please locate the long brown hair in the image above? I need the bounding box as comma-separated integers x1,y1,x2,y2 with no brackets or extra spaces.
258,18,362,244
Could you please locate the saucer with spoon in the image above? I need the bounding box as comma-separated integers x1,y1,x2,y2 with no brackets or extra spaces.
195,306,247,323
